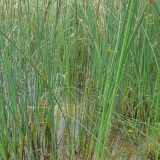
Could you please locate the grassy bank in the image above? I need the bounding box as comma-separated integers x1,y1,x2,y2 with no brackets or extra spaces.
0,0,160,159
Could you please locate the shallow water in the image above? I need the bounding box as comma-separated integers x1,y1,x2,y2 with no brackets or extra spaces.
50,120,155,160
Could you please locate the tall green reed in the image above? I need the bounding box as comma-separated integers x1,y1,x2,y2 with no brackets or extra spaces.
0,0,160,159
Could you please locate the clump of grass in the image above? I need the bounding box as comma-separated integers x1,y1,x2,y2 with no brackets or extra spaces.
0,0,160,159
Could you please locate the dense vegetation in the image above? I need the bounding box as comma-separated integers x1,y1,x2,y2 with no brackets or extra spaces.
0,0,160,159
